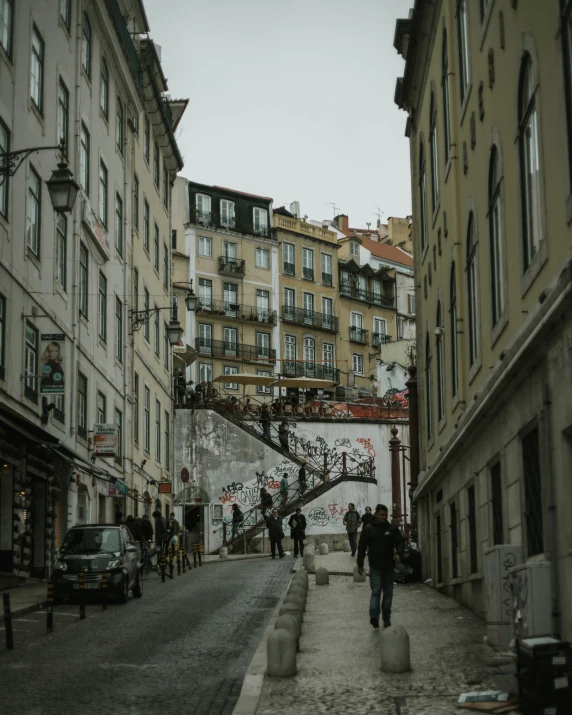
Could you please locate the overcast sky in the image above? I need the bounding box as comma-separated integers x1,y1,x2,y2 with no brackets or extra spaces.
145,0,412,228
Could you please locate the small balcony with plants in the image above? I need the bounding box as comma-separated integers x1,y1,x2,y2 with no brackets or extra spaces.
218,256,246,277
349,326,369,344
196,298,277,325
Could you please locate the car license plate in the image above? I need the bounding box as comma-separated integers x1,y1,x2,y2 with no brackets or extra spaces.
72,583,100,590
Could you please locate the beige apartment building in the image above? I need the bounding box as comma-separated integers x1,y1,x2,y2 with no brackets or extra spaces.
395,0,572,641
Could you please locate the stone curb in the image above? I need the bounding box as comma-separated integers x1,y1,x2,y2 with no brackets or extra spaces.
232,559,303,715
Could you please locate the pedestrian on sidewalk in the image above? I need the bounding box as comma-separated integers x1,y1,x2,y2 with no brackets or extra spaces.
343,503,361,556
361,506,374,528
260,404,272,440
153,510,168,561
265,508,285,559
278,420,289,451
231,503,244,540
168,511,180,545
288,508,307,557
259,487,273,517
280,472,289,509
141,514,154,544
357,504,405,629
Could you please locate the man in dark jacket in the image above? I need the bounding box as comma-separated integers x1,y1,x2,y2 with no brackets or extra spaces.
288,508,307,557
357,503,405,629
265,508,285,559
343,503,361,556
141,514,154,543
168,512,180,544
231,504,243,540
153,510,168,554
361,506,374,528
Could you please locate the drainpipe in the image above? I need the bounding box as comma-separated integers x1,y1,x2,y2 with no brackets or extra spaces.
406,363,419,542
122,98,130,499
542,383,561,638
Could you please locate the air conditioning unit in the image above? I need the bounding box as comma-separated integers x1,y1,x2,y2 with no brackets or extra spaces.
508,561,553,641
484,544,523,648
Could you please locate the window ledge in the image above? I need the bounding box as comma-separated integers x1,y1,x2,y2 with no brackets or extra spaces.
54,283,68,303
427,434,435,451
490,310,509,348
0,211,9,233
449,577,463,586
468,571,483,582
98,336,107,350
438,415,447,434
520,238,548,298
468,352,482,385
459,82,473,127
478,0,496,51
451,391,461,413
81,68,91,87
421,242,429,266
431,201,441,229
444,154,453,184
0,44,13,69
30,101,45,130
26,247,42,270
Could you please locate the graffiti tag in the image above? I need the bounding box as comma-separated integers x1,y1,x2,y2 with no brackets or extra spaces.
356,437,376,457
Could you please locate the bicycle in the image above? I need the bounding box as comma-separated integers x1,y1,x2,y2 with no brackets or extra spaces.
139,542,160,580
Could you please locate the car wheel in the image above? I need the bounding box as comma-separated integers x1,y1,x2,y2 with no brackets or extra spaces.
117,574,129,604
132,570,143,598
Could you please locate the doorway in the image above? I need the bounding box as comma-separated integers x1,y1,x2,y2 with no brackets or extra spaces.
185,505,206,550
30,480,47,579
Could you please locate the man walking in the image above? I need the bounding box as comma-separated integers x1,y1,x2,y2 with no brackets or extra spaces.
152,510,168,563
361,506,374,528
168,511,180,544
141,514,154,544
357,504,404,629
288,508,306,558
231,503,243,540
343,503,361,556
278,420,289,451
265,508,285,559
280,472,289,509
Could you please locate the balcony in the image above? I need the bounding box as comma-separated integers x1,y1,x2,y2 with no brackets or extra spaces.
349,326,369,344
218,256,246,277
191,209,271,238
282,361,340,383
53,408,65,424
195,339,276,364
197,298,277,325
24,384,38,403
283,262,295,276
340,284,395,309
303,267,315,281
322,272,333,286
282,306,339,333
373,333,392,347
105,0,144,96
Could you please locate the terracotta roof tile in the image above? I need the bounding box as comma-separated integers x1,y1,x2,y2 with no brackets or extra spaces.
360,237,414,267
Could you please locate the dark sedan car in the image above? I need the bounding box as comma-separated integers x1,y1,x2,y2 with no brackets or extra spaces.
51,524,143,604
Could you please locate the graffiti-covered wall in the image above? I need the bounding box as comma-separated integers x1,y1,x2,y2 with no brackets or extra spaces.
174,409,409,553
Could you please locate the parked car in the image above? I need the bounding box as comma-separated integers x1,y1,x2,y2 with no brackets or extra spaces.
51,524,142,604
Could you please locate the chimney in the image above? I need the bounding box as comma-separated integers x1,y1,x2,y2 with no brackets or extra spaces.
334,214,349,235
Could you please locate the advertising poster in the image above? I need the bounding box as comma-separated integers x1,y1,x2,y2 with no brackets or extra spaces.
93,424,118,457
40,334,65,394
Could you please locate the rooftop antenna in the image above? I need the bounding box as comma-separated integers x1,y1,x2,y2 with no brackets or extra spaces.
373,205,385,223
366,222,371,230
323,202,340,217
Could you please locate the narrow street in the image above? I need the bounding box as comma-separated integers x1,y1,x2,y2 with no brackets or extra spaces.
0,559,292,715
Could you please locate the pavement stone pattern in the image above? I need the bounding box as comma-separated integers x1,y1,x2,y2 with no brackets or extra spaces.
256,551,502,715
0,556,292,715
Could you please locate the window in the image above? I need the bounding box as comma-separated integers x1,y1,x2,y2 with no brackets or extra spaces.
199,362,213,383
98,271,107,341
303,292,314,322
480,0,489,22
321,253,332,284
223,327,237,356
419,143,428,252
302,247,314,280
115,297,123,362
322,297,333,328
450,502,458,579
31,27,44,113
283,287,295,310
97,392,106,424
164,411,170,470
256,247,269,268
199,236,212,257
256,370,271,394
133,268,139,313
100,60,109,119
24,322,38,402
283,243,295,274
0,120,7,217
253,207,268,235
115,409,122,465
155,401,161,463
408,294,416,315
133,175,139,231
196,193,211,222
450,263,458,397
27,167,41,256
468,485,478,573
352,354,363,375
154,306,160,357
562,0,572,189
323,342,334,370
221,199,235,228
164,323,169,369
466,214,480,366
223,241,237,259
77,372,87,438
442,31,451,165
56,214,67,290
143,288,150,341
429,92,439,211
116,97,124,153
522,428,544,556
80,124,90,195
436,303,445,422
144,386,151,452
199,278,212,309
198,323,212,354
457,0,470,102
163,244,169,290
99,161,108,227
115,194,123,256
153,141,160,187
134,374,139,443
224,365,238,390
350,312,363,329
1,0,13,56
0,294,5,380
491,462,504,545
374,317,387,345
349,242,359,257
425,333,433,441
223,282,237,312
284,335,296,373
82,13,92,78
436,515,443,583
79,243,89,317
489,148,505,325
144,117,150,163
153,223,160,271
256,289,270,319
519,54,543,270
144,200,150,251
163,163,168,208
303,337,315,363
257,332,270,360
57,79,69,152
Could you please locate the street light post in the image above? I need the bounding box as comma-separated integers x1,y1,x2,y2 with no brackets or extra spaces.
130,301,184,345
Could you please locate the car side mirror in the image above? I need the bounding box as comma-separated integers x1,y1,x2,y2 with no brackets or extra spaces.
126,544,138,553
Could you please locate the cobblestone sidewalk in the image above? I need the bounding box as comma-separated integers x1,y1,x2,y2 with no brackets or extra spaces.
256,564,502,715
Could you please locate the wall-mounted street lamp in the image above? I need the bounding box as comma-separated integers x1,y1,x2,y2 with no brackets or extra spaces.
130,302,184,345
0,144,79,214
182,280,198,312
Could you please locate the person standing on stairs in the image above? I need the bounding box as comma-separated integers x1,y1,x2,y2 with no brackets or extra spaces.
343,503,361,557
280,472,289,508
278,419,289,451
259,487,273,517
231,503,243,541
260,404,272,440
265,508,285,558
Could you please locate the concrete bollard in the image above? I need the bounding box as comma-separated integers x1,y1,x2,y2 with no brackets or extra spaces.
288,585,307,608
319,543,329,555
303,552,315,571
275,614,300,646
343,540,351,552
381,625,411,673
219,547,228,560
353,564,366,582
283,594,304,620
291,579,308,596
315,567,329,585
294,568,308,582
305,545,315,556
279,604,302,637
267,628,297,677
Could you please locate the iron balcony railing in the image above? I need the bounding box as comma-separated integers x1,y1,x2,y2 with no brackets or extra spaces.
340,284,395,308
303,267,315,281
283,262,295,276
197,297,277,325
373,333,392,347
195,338,276,363
190,208,271,238
349,326,369,344
281,306,339,333
322,272,333,286
105,0,144,96
282,361,340,383
218,256,246,276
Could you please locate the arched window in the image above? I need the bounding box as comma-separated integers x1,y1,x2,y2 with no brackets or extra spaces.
442,30,451,164
100,59,109,119
518,53,543,269
82,13,92,78
466,214,480,366
116,96,124,153
419,143,428,251
429,92,439,211
450,263,459,398
425,332,433,441
303,336,315,363
489,147,504,324
436,302,445,421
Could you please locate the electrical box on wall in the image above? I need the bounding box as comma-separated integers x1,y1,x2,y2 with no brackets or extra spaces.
509,561,553,641
484,544,523,648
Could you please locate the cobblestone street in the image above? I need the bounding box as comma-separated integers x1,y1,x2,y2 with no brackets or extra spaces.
0,558,291,715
